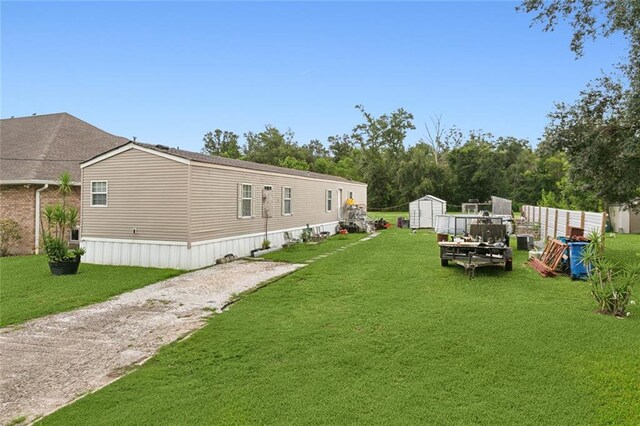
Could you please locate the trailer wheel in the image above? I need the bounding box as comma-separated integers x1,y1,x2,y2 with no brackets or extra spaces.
441,259,449,267
505,260,513,271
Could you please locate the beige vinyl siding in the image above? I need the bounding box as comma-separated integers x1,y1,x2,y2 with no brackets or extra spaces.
190,164,366,242
81,149,189,241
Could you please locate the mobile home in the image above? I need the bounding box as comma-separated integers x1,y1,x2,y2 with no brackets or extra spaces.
80,142,367,269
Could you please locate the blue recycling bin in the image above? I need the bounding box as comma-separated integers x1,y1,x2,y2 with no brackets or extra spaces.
568,242,590,280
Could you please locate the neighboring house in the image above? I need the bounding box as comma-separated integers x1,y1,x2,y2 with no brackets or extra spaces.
80,142,368,269
0,113,128,254
609,203,640,234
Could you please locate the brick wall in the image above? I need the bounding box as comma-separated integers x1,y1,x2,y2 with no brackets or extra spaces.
0,184,81,255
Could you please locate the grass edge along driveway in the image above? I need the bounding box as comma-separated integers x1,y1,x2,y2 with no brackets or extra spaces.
39,227,639,425
0,255,183,327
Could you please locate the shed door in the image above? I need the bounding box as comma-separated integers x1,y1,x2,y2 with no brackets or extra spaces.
420,201,432,228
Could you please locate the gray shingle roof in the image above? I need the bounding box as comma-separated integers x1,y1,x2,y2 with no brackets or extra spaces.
133,142,364,184
1,113,129,183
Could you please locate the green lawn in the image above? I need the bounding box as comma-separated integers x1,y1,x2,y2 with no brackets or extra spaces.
262,232,365,263
41,227,639,425
0,255,183,327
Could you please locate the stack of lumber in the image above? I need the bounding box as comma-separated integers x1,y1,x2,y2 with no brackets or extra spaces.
529,239,567,277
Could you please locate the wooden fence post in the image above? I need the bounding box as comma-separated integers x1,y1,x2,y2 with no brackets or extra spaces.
566,211,570,236
580,211,585,229
538,206,542,227
545,208,549,239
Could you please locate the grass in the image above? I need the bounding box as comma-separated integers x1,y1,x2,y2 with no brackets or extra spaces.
0,255,183,327
39,227,640,425
262,232,365,263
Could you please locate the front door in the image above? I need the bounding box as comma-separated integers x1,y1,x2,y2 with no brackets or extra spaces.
337,188,343,220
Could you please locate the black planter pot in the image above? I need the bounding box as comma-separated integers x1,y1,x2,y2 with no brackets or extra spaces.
49,257,81,276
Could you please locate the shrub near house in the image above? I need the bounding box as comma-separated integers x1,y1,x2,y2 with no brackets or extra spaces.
0,219,22,256
41,172,86,275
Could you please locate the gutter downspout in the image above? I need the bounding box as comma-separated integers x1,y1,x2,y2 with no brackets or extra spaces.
34,184,49,254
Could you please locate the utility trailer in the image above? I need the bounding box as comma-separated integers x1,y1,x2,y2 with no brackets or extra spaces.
435,212,513,278
439,241,513,278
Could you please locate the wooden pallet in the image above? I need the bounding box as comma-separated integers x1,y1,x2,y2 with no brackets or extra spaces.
529,239,567,277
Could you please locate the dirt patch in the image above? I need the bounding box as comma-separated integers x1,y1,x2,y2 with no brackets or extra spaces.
0,260,303,424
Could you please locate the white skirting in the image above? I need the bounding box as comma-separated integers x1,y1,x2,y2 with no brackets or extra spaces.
81,222,338,270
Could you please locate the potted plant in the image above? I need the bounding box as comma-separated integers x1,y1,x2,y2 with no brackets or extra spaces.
41,171,86,275
261,239,271,250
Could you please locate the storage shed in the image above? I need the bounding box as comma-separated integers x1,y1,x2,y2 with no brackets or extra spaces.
409,195,446,229
609,204,640,234
80,142,367,269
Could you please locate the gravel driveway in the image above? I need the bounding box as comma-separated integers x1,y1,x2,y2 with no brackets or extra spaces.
0,260,303,424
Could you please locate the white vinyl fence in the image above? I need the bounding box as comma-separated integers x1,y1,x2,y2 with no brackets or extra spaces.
522,205,606,239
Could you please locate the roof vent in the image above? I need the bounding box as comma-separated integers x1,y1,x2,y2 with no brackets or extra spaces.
155,144,171,150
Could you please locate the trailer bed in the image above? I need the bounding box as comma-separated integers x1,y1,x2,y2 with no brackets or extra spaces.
438,241,513,278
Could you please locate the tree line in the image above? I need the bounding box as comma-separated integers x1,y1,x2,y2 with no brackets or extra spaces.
201,105,606,211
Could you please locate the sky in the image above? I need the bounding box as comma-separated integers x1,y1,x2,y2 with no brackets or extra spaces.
1,1,629,152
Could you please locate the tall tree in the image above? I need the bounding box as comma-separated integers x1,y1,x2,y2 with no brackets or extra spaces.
243,126,302,166
351,105,415,208
541,76,640,206
328,134,356,162
202,129,242,159
519,0,640,208
517,0,640,58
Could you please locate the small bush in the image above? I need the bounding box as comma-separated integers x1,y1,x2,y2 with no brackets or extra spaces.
0,219,22,256
584,231,638,316
588,260,637,317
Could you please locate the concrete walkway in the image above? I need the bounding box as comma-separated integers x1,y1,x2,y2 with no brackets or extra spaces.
303,232,380,264
0,260,303,424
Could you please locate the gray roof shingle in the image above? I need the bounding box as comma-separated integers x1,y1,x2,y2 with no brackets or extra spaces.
1,113,129,183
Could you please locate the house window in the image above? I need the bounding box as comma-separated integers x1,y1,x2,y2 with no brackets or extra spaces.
91,181,108,206
283,187,292,215
326,189,333,212
349,191,354,200
241,184,253,217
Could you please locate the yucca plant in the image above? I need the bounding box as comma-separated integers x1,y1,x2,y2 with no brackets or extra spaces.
587,258,638,317
40,171,84,266
581,230,637,317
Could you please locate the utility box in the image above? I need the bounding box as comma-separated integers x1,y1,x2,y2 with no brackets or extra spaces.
517,234,534,250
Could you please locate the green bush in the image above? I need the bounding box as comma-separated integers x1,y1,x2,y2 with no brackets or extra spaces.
41,171,83,263
0,219,22,256
584,231,638,317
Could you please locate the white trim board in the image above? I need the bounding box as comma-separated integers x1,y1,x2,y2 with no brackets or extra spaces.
0,180,81,186
81,143,190,168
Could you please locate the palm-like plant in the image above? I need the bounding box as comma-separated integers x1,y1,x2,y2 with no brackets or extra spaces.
41,171,84,263
583,230,637,316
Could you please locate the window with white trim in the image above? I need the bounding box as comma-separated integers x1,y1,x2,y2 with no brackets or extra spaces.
241,184,253,217
283,187,292,215
326,189,333,212
91,181,108,206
